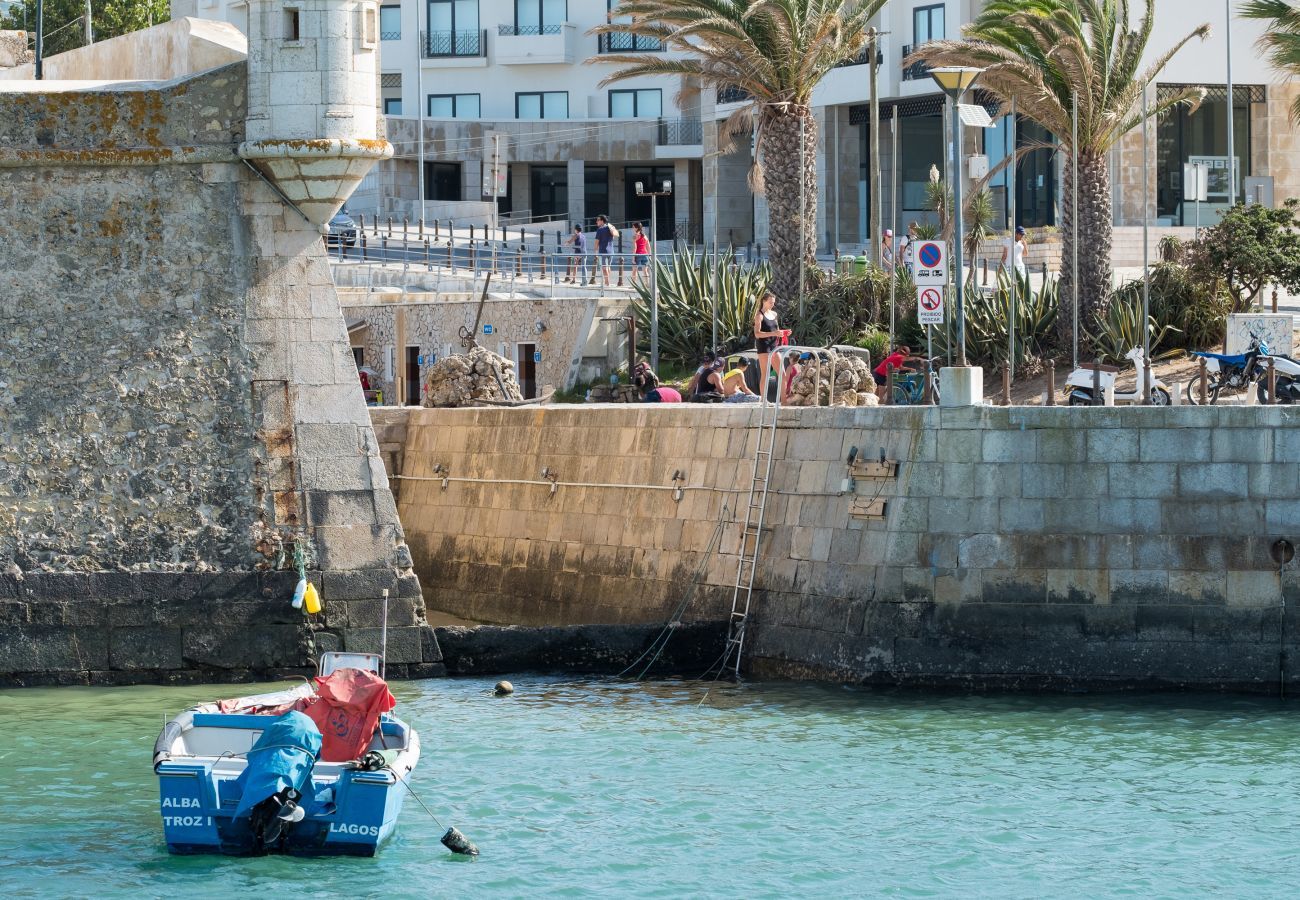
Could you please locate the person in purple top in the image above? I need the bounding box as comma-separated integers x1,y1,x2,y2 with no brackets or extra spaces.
593,214,619,286
564,224,586,283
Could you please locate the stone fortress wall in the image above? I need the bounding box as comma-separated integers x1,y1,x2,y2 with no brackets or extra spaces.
384,403,1300,691
0,18,441,685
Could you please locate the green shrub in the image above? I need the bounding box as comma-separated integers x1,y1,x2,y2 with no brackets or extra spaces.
1088,294,1180,364
1110,263,1229,351
1185,198,1300,312
850,326,890,362
630,245,771,365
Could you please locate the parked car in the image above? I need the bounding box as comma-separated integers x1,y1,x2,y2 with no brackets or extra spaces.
327,209,357,246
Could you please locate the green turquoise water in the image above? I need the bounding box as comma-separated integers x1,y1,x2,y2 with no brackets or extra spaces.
1,677,1298,898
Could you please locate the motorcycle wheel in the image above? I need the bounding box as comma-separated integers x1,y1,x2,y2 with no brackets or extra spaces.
1150,387,1171,406
1258,380,1294,404
1067,390,1092,406
1187,371,1215,404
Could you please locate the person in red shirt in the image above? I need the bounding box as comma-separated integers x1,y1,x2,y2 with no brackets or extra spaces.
631,222,650,280
873,345,913,399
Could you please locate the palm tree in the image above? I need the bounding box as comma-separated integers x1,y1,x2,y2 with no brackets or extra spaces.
591,0,887,307
911,0,1209,347
1242,0,1300,122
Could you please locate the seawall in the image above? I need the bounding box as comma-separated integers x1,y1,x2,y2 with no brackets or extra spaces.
384,404,1300,692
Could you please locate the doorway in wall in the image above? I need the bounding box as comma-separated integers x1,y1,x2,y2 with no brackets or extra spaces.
405,346,421,405
516,343,537,399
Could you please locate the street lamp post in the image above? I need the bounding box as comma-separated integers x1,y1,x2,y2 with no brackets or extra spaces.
930,66,983,366
636,179,673,372
1225,0,1236,207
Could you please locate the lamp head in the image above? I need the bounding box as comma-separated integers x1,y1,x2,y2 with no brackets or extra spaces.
662,180,672,194
929,66,983,97
635,181,645,194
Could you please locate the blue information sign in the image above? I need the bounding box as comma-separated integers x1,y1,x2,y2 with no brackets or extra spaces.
483,324,493,335
533,351,541,363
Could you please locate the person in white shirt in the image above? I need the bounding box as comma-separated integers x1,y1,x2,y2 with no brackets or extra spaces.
1001,225,1028,279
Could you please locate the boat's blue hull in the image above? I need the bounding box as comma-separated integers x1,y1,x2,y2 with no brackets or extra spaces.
156,713,415,857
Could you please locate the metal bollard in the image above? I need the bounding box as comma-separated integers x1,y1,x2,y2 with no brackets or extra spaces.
1143,359,1153,405
1269,358,1277,404
418,218,424,239
1273,288,1279,314
434,219,440,241
386,216,393,237
402,216,408,240
618,255,625,287
885,363,895,405
1092,356,1102,406
381,234,387,254
1001,367,1011,406
515,251,523,277
1199,358,1208,405
424,237,431,271
446,239,453,269
1046,361,1056,406
923,360,934,405
360,230,368,261
470,243,477,273
358,212,366,234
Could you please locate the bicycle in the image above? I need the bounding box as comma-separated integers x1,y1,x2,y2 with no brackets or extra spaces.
890,365,940,405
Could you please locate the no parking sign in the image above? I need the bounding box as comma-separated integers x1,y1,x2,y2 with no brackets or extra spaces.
914,240,946,286
917,285,945,326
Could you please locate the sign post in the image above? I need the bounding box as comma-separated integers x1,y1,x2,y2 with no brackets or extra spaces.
1183,162,1208,234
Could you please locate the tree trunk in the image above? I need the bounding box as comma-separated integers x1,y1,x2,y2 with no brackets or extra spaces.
1058,150,1113,352
760,107,818,310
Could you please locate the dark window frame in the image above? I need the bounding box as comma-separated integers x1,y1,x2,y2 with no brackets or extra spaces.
608,88,662,118
383,97,404,115
427,93,481,118
912,3,944,45
380,4,401,39
515,91,568,119
511,0,567,33
426,0,481,56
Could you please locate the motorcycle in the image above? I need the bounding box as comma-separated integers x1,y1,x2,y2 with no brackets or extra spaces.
1255,350,1300,404
1063,347,1170,406
1188,339,1268,404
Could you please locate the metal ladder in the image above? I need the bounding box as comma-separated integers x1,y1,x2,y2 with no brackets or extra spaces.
722,383,783,677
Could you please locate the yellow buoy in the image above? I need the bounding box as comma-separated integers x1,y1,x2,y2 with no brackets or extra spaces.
303,582,323,615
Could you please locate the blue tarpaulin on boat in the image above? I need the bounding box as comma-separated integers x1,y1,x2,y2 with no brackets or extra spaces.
232,711,322,819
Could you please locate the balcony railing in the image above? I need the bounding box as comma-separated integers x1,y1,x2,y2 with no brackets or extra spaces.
833,45,881,69
901,44,931,81
381,29,402,40
657,117,703,145
597,32,663,52
717,85,750,104
498,23,562,35
422,29,486,58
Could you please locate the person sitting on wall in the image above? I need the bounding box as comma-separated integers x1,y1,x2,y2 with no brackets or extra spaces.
873,345,914,400
722,357,761,403
686,354,725,402
633,359,681,401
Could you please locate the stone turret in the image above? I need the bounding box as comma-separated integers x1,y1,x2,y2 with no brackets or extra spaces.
238,0,391,224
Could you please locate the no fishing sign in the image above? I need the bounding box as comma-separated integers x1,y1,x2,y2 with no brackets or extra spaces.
917,285,944,326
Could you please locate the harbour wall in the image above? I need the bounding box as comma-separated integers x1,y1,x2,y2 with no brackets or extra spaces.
0,60,440,685
383,404,1300,691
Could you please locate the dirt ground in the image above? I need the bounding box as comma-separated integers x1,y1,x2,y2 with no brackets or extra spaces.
993,353,1213,405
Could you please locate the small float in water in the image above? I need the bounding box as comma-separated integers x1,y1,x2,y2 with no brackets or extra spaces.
153,651,423,857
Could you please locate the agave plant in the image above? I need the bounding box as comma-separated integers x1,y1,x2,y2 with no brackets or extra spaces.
932,270,1058,369
1111,265,1228,351
630,244,771,365
1088,292,1180,364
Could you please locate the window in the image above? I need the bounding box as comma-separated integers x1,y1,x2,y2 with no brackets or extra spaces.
584,167,609,221
383,98,403,115
282,7,300,41
427,93,480,117
380,4,401,39
599,0,661,51
426,0,481,56
609,89,662,118
913,3,944,45
424,162,462,201
530,166,569,219
510,0,565,34
516,91,568,119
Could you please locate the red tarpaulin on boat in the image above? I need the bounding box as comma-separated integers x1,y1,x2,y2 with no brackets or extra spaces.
298,669,397,762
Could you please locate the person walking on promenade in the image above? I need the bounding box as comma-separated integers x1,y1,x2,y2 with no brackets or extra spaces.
593,215,619,286
1001,225,1028,280
632,222,650,281
753,291,787,400
564,224,586,283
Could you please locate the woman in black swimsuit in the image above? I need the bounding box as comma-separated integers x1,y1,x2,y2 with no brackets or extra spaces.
753,292,785,398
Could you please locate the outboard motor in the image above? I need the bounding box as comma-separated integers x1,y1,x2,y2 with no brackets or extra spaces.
232,711,322,851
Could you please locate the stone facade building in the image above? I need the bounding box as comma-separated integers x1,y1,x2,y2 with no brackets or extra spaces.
0,5,442,684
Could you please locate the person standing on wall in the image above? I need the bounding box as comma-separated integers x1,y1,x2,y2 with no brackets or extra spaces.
564,224,586,284
753,291,788,401
594,215,619,286
1001,225,1028,280
631,222,650,281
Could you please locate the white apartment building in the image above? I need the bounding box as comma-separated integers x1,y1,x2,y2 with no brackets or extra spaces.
176,0,1297,251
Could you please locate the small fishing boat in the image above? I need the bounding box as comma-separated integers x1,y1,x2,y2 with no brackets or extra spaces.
153,652,420,857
